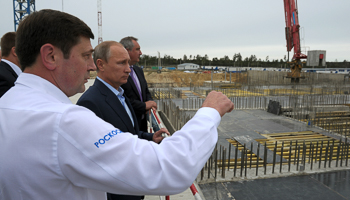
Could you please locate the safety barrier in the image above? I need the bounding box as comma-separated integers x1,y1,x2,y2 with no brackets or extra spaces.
150,109,203,200
190,184,202,200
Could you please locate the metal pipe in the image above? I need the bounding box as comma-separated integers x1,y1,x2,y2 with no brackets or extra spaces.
256,143,260,176
228,143,231,170
264,142,267,175
336,142,340,167
294,140,298,164
234,142,238,177
288,141,292,172
272,144,276,174
250,142,253,169
324,145,329,168
319,145,322,169
207,154,211,179
296,145,300,171
222,148,226,178
302,142,306,171
310,144,314,170
308,142,312,164
346,140,349,167
245,149,248,177
214,149,217,179
219,145,222,173
329,144,333,168
280,141,284,173
240,144,245,177
340,139,343,167
200,166,204,180
315,141,319,164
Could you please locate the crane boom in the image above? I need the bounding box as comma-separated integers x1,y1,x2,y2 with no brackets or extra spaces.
283,0,307,83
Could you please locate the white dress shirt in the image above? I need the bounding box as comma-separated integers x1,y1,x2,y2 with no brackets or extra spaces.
0,73,221,200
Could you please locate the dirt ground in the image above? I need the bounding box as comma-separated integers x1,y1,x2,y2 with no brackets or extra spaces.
144,70,246,87
90,69,247,87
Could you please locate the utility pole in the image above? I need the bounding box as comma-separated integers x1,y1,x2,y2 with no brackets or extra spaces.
158,51,161,69
97,0,103,44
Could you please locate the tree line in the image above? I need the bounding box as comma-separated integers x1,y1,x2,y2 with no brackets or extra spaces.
139,53,350,68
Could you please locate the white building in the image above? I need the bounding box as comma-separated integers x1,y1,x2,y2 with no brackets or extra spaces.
307,50,326,67
177,63,200,70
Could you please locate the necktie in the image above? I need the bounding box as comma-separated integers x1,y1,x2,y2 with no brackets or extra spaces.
130,66,143,102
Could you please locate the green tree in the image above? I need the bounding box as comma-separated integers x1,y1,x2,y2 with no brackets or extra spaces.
203,54,209,66
183,54,187,62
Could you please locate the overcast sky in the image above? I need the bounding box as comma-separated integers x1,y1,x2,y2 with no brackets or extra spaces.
1,0,349,62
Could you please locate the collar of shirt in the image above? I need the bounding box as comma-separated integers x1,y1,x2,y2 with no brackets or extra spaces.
96,76,124,97
15,73,72,104
2,59,22,76
96,76,134,126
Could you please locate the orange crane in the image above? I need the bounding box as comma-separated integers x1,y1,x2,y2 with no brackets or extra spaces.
283,0,307,83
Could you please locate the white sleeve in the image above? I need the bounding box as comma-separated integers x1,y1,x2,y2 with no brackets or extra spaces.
57,106,220,196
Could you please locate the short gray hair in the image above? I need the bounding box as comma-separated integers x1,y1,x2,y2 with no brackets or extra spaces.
119,36,138,51
93,41,122,71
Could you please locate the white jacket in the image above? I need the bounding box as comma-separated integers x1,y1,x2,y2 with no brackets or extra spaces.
0,73,220,200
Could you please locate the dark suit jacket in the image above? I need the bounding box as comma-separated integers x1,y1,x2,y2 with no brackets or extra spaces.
121,65,153,132
76,78,153,200
0,61,18,97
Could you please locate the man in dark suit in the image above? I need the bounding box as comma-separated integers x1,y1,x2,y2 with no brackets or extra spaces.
0,32,21,97
120,37,157,132
77,41,169,200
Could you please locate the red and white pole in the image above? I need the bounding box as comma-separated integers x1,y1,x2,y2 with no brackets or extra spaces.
152,110,202,200
190,184,202,200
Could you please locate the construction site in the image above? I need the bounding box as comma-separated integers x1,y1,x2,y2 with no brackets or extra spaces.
139,2,350,198
141,68,350,199
9,0,349,199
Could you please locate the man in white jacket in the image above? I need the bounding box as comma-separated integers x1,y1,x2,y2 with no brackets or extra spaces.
0,9,234,200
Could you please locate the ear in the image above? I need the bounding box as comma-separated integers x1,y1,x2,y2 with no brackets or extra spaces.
96,59,105,72
11,47,17,57
40,44,57,71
